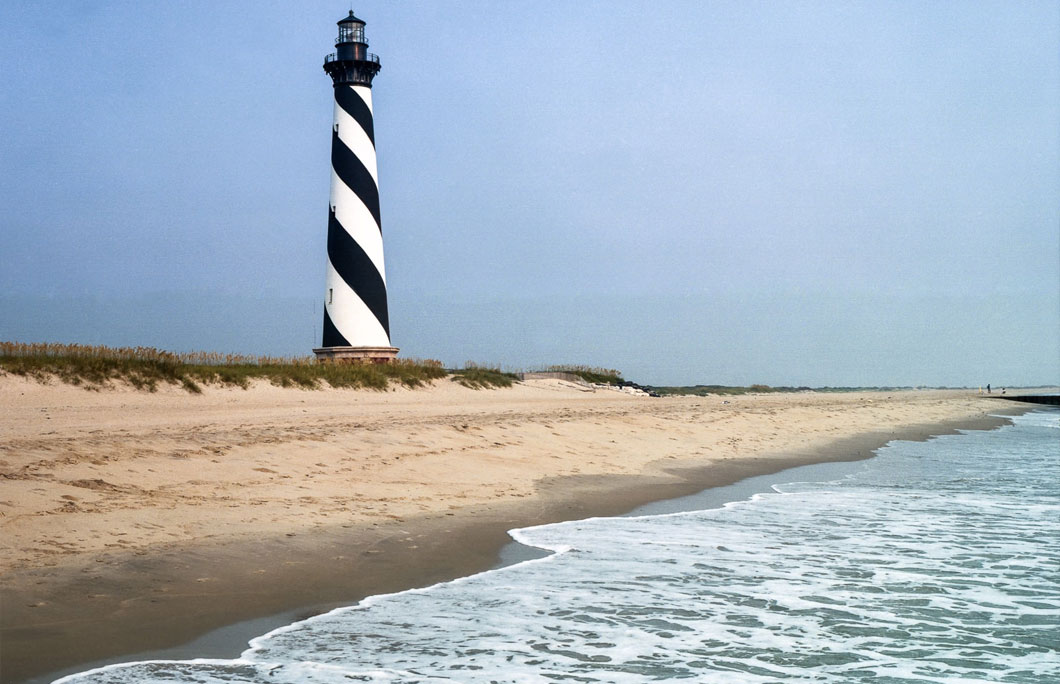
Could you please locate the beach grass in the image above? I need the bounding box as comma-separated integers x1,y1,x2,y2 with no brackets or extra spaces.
537,365,625,385
0,341,448,392
449,362,519,389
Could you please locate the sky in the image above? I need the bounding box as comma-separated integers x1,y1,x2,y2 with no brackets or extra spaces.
1,1,1057,387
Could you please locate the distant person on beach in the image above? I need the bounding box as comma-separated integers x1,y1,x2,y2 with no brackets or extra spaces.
987,384,991,394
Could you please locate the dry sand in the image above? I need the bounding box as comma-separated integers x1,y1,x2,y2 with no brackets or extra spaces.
0,377,1018,682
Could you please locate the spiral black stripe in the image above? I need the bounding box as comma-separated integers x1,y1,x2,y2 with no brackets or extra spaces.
327,207,390,336
331,130,381,229
321,307,351,348
335,86,375,144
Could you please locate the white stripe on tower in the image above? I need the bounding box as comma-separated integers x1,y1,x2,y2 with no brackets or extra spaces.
319,12,391,354
334,87,377,184
324,259,389,346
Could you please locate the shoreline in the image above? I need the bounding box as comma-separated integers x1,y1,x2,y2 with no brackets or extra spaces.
40,411,1020,684
0,380,1025,683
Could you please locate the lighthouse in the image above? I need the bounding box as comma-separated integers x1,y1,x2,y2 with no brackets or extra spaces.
313,11,398,363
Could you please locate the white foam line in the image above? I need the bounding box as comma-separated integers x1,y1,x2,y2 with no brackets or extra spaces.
49,541,575,682
242,539,573,658
53,658,450,684
50,657,257,683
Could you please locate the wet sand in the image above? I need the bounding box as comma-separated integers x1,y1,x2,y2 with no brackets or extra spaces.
0,378,1019,683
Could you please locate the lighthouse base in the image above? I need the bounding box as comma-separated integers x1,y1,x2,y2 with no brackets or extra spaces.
313,346,399,364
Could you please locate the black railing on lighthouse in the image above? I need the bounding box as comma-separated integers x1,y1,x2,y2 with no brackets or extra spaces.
325,52,380,65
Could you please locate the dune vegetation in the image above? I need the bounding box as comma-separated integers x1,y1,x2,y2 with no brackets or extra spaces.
536,364,625,385
0,341,453,392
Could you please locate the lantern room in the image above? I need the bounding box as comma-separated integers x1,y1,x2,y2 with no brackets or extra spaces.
337,11,367,45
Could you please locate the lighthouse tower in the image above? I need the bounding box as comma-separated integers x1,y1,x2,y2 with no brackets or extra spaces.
313,11,397,363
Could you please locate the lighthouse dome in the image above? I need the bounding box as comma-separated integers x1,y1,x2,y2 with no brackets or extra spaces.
338,11,365,26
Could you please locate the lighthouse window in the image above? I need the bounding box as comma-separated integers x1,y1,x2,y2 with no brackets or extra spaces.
329,289,333,304
338,23,365,44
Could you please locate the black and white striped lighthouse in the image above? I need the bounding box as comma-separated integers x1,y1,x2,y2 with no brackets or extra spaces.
313,11,398,363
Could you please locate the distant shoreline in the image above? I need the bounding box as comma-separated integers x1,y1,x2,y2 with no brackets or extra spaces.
0,379,1023,683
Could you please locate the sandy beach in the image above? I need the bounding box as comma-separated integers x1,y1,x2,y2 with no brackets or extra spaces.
0,377,1019,682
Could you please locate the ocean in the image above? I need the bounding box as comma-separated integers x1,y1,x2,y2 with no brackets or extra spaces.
55,409,1059,683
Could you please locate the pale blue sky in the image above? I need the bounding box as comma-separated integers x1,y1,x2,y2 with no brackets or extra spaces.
2,1,1057,386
